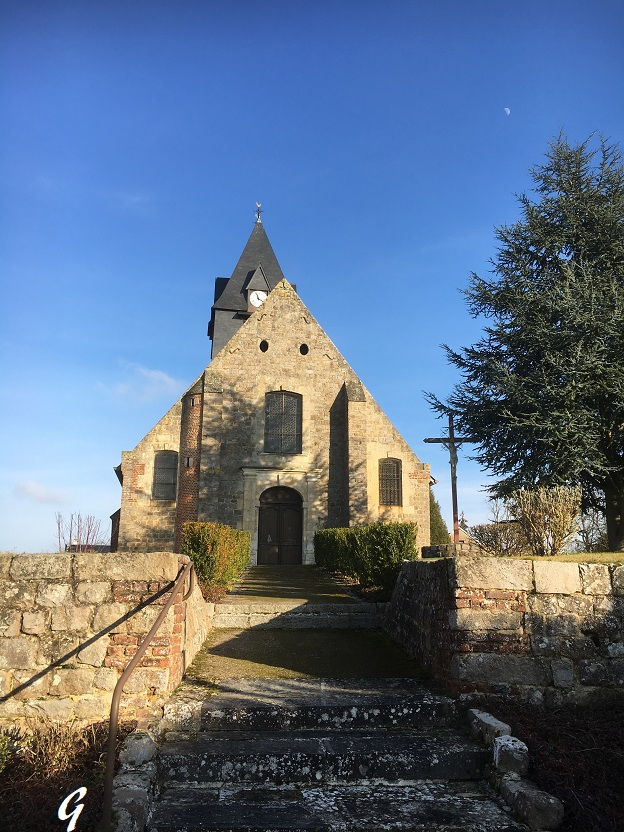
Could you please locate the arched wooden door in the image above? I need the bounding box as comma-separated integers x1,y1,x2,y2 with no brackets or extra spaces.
257,487,303,565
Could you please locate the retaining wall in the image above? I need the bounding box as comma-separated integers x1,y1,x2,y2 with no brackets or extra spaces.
385,555,624,706
0,552,211,725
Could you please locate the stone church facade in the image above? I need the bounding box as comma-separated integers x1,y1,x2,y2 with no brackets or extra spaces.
112,219,431,562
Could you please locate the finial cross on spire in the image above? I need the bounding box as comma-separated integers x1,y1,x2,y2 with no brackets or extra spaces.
255,201,263,223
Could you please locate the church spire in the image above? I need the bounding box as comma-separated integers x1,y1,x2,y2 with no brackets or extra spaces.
208,217,286,356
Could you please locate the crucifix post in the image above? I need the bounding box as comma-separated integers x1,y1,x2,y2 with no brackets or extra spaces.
424,413,475,544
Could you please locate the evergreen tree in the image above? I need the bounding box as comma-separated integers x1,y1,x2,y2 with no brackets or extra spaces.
429,489,451,544
428,134,624,550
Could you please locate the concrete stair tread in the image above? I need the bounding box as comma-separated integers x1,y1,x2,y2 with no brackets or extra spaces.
150,783,528,831
158,729,488,786
213,605,381,630
200,678,454,729
161,679,456,737
214,602,368,614
160,727,482,755
198,677,450,707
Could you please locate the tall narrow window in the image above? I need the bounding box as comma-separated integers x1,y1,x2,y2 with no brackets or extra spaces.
379,458,402,506
264,391,302,454
152,451,178,500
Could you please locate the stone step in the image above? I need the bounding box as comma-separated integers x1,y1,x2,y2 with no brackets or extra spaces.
160,680,456,737
213,603,381,630
157,729,489,787
200,679,456,733
149,783,528,831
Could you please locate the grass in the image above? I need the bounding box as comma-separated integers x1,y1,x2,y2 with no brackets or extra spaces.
533,551,624,563
427,551,624,564
0,716,136,832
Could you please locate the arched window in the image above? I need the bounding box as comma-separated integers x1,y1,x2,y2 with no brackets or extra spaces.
264,391,302,454
379,458,402,506
152,451,178,500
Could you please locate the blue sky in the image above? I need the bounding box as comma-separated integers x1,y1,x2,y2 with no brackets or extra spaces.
2,0,623,551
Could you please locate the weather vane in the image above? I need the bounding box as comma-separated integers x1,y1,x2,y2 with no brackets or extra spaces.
255,201,263,223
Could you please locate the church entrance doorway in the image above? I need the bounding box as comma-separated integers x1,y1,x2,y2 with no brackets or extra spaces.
257,487,303,565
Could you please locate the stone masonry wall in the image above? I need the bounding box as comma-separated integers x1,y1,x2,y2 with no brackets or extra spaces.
382,558,454,681
117,281,431,558
0,552,211,726
385,556,624,706
118,400,182,552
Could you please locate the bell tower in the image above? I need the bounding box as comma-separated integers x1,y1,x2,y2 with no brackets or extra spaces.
208,207,287,357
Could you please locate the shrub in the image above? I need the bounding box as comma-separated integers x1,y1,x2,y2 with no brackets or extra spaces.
182,522,250,587
18,714,102,778
469,499,530,557
508,485,582,557
469,521,528,557
314,521,418,592
314,527,350,574
359,522,418,591
0,718,135,832
0,733,10,774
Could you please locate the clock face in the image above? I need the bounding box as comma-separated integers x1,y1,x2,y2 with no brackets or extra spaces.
249,290,267,308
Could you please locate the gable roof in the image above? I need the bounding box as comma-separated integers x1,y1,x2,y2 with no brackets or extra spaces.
207,278,424,463
213,221,286,313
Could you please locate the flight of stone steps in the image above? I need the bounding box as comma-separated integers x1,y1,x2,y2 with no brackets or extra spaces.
112,569,555,831
143,677,528,832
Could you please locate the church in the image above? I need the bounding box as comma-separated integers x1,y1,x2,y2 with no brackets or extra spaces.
112,215,431,562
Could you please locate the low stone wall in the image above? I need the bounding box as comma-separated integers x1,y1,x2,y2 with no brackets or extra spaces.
0,552,211,725
385,556,624,705
421,542,481,559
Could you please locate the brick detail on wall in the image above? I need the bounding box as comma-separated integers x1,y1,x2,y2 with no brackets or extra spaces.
0,552,212,726
174,382,205,551
124,462,145,506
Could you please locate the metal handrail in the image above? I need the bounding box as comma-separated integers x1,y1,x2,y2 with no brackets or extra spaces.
100,559,195,832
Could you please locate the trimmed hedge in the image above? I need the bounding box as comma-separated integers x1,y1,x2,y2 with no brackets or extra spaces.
314,527,351,575
314,521,418,592
182,522,251,587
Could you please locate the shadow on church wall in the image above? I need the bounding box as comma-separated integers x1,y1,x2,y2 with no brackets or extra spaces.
116,386,359,553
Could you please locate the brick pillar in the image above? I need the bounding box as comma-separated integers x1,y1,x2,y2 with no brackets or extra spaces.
174,380,204,551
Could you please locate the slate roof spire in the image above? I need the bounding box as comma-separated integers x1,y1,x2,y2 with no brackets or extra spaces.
208,216,287,355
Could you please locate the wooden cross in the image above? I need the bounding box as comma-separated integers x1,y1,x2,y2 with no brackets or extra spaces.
424,413,475,544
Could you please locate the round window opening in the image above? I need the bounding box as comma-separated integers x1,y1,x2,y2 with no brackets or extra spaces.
299,343,309,355
260,340,269,352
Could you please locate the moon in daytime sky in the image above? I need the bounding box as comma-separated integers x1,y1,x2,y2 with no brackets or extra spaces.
504,107,511,115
